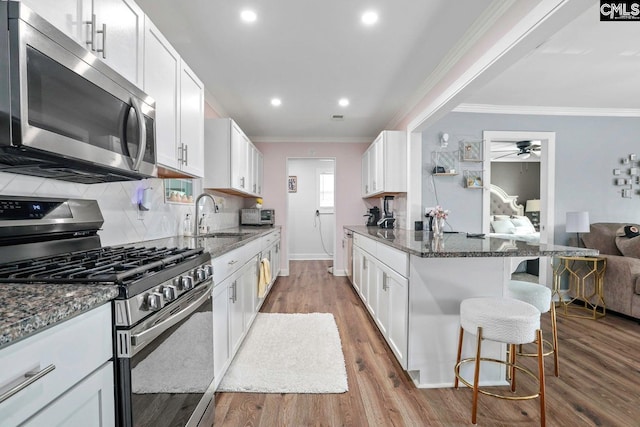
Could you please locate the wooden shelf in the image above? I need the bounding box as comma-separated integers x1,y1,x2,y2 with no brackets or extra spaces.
433,173,458,176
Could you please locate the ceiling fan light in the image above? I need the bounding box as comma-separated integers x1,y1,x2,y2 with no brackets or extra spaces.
518,152,531,159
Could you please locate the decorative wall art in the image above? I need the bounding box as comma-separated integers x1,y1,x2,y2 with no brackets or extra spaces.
612,154,640,198
288,176,297,193
460,140,483,162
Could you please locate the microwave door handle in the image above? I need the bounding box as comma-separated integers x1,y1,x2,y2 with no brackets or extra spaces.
129,97,147,171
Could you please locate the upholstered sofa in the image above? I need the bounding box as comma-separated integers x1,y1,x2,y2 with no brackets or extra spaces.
580,223,640,319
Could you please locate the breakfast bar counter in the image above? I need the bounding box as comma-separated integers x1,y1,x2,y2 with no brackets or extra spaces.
345,226,597,388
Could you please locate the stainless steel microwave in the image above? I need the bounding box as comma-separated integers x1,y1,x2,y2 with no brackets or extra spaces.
0,1,157,183
241,209,275,226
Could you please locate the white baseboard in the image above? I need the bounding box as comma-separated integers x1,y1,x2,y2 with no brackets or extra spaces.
289,253,333,260
332,269,346,276
280,268,290,276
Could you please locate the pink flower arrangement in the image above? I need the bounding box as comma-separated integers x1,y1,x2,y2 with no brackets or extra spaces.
427,206,449,219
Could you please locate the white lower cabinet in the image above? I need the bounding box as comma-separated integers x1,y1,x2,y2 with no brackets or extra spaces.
212,231,280,389
353,235,409,369
0,304,114,427
21,362,114,427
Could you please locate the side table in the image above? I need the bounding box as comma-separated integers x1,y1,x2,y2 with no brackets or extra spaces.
552,256,606,319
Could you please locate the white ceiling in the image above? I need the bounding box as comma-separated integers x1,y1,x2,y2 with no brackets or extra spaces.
463,3,640,111
135,1,638,143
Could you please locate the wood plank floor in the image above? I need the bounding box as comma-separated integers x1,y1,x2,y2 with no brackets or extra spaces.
213,260,640,426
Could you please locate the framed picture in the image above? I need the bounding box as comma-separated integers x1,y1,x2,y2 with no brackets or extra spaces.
461,141,482,161
467,176,483,188
288,176,297,193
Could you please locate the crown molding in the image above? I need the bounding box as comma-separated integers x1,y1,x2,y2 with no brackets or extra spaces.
251,136,373,144
454,103,640,117
386,0,517,130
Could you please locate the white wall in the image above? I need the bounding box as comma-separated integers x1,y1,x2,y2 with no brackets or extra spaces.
287,158,335,260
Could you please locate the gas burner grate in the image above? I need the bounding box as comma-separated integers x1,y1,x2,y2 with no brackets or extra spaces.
0,245,205,286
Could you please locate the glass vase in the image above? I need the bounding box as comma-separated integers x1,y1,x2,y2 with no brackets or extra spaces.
433,217,444,238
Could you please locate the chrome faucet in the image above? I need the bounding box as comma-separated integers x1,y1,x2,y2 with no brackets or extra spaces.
194,193,219,237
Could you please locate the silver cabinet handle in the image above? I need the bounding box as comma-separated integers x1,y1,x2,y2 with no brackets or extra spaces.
84,14,96,50
183,144,188,166
228,260,238,266
96,23,106,59
129,97,147,171
0,364,56,404
178,143,184,164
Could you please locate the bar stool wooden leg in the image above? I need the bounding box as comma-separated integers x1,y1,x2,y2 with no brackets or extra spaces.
537,329,546,427
454,325,464,389
510,343,517,392
472,327,483,425
550,302,559,377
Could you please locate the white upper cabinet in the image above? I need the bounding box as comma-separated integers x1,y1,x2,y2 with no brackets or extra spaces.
24,0,144,86
361,130,407,197
143,17,204,177
178,61,205,177
204,118,264,197
91,0,145,86
143,16,179,170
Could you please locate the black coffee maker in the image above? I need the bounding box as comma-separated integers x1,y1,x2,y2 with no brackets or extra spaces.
377,196,396,229
364,207,380,226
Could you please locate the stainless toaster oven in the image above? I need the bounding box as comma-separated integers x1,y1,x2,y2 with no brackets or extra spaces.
241,208,275,225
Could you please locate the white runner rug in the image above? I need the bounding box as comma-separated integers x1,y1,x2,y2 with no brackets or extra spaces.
218,312,348,393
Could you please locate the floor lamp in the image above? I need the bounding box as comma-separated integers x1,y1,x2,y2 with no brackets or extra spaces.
566,211,590,247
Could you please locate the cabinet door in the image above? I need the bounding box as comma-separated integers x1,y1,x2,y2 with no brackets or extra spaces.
228,277,244,355
21,0,87,45
92,0,144,86
230,124,249,191
256,151,264,196
21,362,114,427
212,282,230,388
352,246,362,294
247,144,257,195
143,17,180,170
380,265,408,368
179,61,205,177
374,135,385,192
366,254,379,316
240,256,259,329
361,150,370,197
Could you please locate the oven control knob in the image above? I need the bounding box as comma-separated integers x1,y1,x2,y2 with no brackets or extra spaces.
196,267,207,281
181,275,194,290
163,285,177,301
146,292,165,311
205,265,214,277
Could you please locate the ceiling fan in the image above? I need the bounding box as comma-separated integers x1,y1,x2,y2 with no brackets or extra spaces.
492,140,541,160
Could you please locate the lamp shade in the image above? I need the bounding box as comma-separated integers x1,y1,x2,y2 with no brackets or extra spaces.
566,211,590,233
525,199,541,213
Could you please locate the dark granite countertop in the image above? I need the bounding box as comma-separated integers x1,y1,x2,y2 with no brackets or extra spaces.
0,226,280,350
345,226,599,258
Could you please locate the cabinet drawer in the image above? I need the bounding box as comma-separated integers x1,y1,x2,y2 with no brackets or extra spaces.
261,231,280,250
354,233,376,255
0,304,112,426
376,243,408,278
213,239,262,285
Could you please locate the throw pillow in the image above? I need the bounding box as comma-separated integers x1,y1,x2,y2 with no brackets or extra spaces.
510,216,536,234
615,224,640,258
491,220,514,234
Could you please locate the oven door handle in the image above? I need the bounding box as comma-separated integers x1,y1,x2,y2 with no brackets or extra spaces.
130,280,212,352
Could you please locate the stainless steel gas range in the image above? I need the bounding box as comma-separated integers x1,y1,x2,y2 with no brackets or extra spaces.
0,196,215,427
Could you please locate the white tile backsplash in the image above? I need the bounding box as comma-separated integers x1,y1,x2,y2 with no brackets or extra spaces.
0,172,245,247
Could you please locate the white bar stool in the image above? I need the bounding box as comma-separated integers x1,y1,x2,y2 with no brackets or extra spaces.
454,297,546,426
508,280,559,377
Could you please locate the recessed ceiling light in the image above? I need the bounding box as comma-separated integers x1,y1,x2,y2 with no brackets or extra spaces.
361,11,378,26
240,9,257,23
271,98,282,107
338,98,349,107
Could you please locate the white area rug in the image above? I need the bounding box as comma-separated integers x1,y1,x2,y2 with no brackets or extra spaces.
132,312,213,393
218,313,348,393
